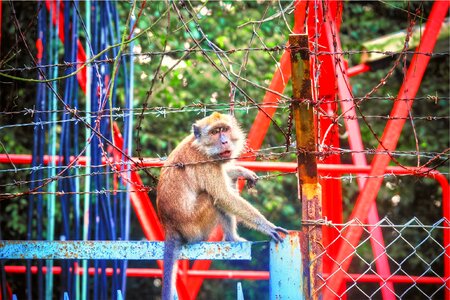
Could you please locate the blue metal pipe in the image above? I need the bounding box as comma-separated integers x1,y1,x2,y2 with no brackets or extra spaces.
0,240,253,261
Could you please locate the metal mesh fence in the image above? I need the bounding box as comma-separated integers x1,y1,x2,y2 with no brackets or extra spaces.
316,217,450,299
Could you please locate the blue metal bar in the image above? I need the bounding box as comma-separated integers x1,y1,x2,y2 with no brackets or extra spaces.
269,232,304,300
0,241,252,261
237,282,244,300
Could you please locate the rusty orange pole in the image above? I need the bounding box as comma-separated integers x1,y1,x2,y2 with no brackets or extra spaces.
290,34,322,300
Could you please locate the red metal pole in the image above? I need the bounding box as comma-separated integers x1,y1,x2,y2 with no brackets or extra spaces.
323,5,396,299
323,2,450,298
306,4,344,293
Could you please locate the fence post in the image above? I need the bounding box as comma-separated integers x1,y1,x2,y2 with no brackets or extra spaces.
269,232,303,300
289,34,322,300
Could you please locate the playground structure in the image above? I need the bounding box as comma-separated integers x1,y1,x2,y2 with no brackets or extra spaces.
0,1,449,299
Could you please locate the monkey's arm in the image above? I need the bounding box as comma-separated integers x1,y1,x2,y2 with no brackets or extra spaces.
225,165,259,188
206,172,286,242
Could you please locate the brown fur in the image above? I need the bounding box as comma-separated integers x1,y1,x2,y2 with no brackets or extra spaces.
156,113,287,299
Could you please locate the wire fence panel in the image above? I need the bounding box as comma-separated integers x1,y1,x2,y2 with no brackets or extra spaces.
316,217,450,299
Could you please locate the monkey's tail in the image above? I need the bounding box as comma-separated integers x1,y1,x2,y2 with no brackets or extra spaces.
162,238,181,300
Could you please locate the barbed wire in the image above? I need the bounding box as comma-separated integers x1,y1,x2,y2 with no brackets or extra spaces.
0,48,448,75
1,94,449,115
0,3,447,200
0,2,448,300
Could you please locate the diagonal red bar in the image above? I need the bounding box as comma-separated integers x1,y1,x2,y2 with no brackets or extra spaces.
323,2,450,298
188,2,307,298
112,124,191,300
44,0,87,94
244,48,292,153
321,4,396,299
245,0,306,154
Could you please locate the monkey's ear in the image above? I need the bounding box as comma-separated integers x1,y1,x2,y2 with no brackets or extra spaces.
193,124,202,139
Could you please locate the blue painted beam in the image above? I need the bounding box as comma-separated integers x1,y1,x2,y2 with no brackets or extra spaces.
0,240,252,260
269,232,304,300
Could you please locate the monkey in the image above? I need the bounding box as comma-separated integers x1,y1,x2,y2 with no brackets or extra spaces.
156,112,288,300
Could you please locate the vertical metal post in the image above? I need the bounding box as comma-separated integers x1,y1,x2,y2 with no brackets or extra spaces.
289,34,322,300
237,282,244,300
270,232,303,300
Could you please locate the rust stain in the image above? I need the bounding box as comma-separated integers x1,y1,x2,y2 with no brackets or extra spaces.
301,183,321,201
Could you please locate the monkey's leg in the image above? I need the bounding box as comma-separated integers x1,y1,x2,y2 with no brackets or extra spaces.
162,237,182,300
218,211,246,242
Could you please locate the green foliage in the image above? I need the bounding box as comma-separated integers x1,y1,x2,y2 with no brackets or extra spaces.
0,1,448,299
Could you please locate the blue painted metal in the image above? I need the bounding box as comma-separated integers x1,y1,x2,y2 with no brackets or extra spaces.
116,290,123,300
0,241,252,261
269,232,304,300
237,282,244,300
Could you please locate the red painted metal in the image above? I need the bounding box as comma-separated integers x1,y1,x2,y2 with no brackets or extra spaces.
186,227,222,298
2,155,448,292
112,124,163,241
181,1,306,297
244,0,306,155
111,124,191,300
4,267,448,285
44,0,87,93
323,2,450,299
322,4,395,299
2,153,448,181
306,3,344,293
347,63,371,77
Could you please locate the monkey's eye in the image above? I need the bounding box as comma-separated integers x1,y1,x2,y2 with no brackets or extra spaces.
209,128,220,135
220,126,230,133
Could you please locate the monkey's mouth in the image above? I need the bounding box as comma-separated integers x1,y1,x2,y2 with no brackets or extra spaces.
219,150,232,159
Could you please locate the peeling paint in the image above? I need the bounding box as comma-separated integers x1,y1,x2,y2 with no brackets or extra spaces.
0,241,252,261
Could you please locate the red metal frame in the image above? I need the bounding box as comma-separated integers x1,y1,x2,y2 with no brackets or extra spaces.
44,0,87,93
4,266,447,285
244,0,306,155
2,1,449,299
111,124,192,300
323,2,450,299
2,157,448,291
319,3,395,298
306,4,345,296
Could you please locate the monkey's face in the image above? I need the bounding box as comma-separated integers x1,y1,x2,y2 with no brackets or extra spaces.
192,113,245,161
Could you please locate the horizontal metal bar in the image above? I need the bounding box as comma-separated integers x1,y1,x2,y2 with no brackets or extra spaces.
4,265,448,284
0,240,252,261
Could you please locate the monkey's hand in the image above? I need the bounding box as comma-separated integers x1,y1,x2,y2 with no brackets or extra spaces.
244,170,259,189
268,226,289,243
226,166,259,188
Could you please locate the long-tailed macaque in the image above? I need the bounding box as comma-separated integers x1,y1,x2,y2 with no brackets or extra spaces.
156,112,287,300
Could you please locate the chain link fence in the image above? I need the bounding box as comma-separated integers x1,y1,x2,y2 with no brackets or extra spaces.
316,217,450,299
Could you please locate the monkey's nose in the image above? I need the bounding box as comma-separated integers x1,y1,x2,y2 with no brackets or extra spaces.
220,135,228,144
